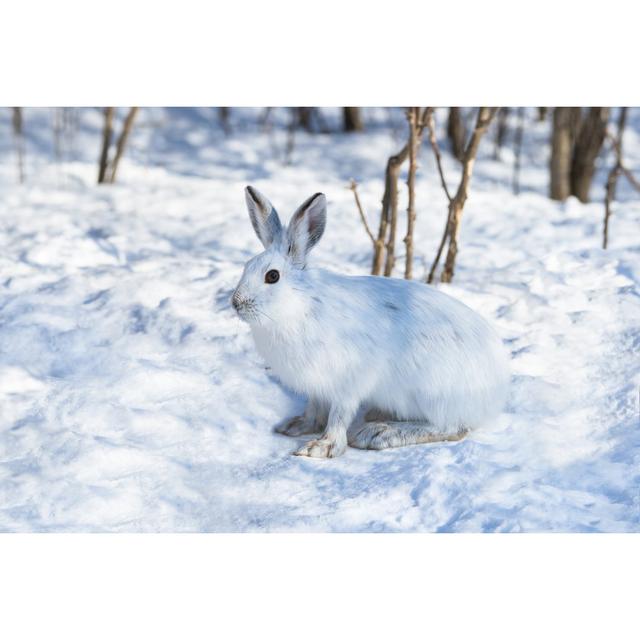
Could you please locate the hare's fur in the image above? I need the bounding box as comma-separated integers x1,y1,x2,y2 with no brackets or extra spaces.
232,187,510,458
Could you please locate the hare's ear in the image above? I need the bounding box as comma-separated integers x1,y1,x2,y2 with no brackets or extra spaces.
245,186,283,249
287,193,326,267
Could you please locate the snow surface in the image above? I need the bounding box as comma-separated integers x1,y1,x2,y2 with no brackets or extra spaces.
0,107,638,532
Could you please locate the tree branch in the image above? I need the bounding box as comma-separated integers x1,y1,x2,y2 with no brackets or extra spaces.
603,109,626,249
621,165,640,192
108,107,139,183
97,107,114,184
425,108,452,203
441,107,498,283
403,108,421,279
349,179,376,245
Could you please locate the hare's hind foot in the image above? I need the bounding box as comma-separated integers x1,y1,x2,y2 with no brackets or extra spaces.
348,420,468,450
274,415,322,437
274,399,328,437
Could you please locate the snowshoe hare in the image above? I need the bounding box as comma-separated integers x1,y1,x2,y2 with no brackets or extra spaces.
232,187,510,458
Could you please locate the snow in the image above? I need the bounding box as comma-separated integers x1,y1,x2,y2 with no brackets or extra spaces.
0,107,638,531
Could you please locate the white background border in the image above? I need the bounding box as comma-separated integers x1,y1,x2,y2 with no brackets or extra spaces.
1,534,638,639
1,0,638,105
1,2,638,638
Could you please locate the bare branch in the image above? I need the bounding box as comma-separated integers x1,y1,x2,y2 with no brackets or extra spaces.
603,109,640,249
603,166,621,251
370,107,459,279
424,108,455,284
512,107,525,195
621,165,640,192
108,107,139,183
404,108,421,279
11,107,24,184
427,107,498,283
425,109,452,202
349,180,376,245
441,107,498,283
97,107,114,184
605,119,640,193
426,205,453,284
372,141,410,275
603,109,626,249
382,148,404,277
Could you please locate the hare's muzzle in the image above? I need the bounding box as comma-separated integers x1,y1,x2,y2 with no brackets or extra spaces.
231,290,242,311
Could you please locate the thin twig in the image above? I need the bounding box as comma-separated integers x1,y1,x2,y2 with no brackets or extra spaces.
603,110,627,249
604,123,640,192
427,206,453,284
621,165,640,192
425,109,452,202
349,180,376,245
603,165,620,251
425,108,454,284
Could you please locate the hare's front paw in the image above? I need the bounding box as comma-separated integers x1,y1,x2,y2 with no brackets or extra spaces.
274,415,322,437
293,437,346,459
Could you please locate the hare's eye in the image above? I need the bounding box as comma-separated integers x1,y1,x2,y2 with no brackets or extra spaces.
265,269,280,284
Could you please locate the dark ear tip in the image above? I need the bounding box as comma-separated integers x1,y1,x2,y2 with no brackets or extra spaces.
309,192,326,206
245,185,256,198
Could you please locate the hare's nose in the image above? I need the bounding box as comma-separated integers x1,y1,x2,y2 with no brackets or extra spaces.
231,291,242,310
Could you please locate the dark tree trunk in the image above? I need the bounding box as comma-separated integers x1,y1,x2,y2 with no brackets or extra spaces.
297,107,313,132
537,107,548,121
343,107,364,132
12,107,24,183
447,107,466,162
570,107,610,203
108,107,139,183
550,107,580,201
97,107,115,184
218,107,231,135
494,107,509,160
512,107,525,195
98,107,139,184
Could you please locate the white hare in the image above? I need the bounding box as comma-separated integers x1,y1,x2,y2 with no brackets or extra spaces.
232,186,510,458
